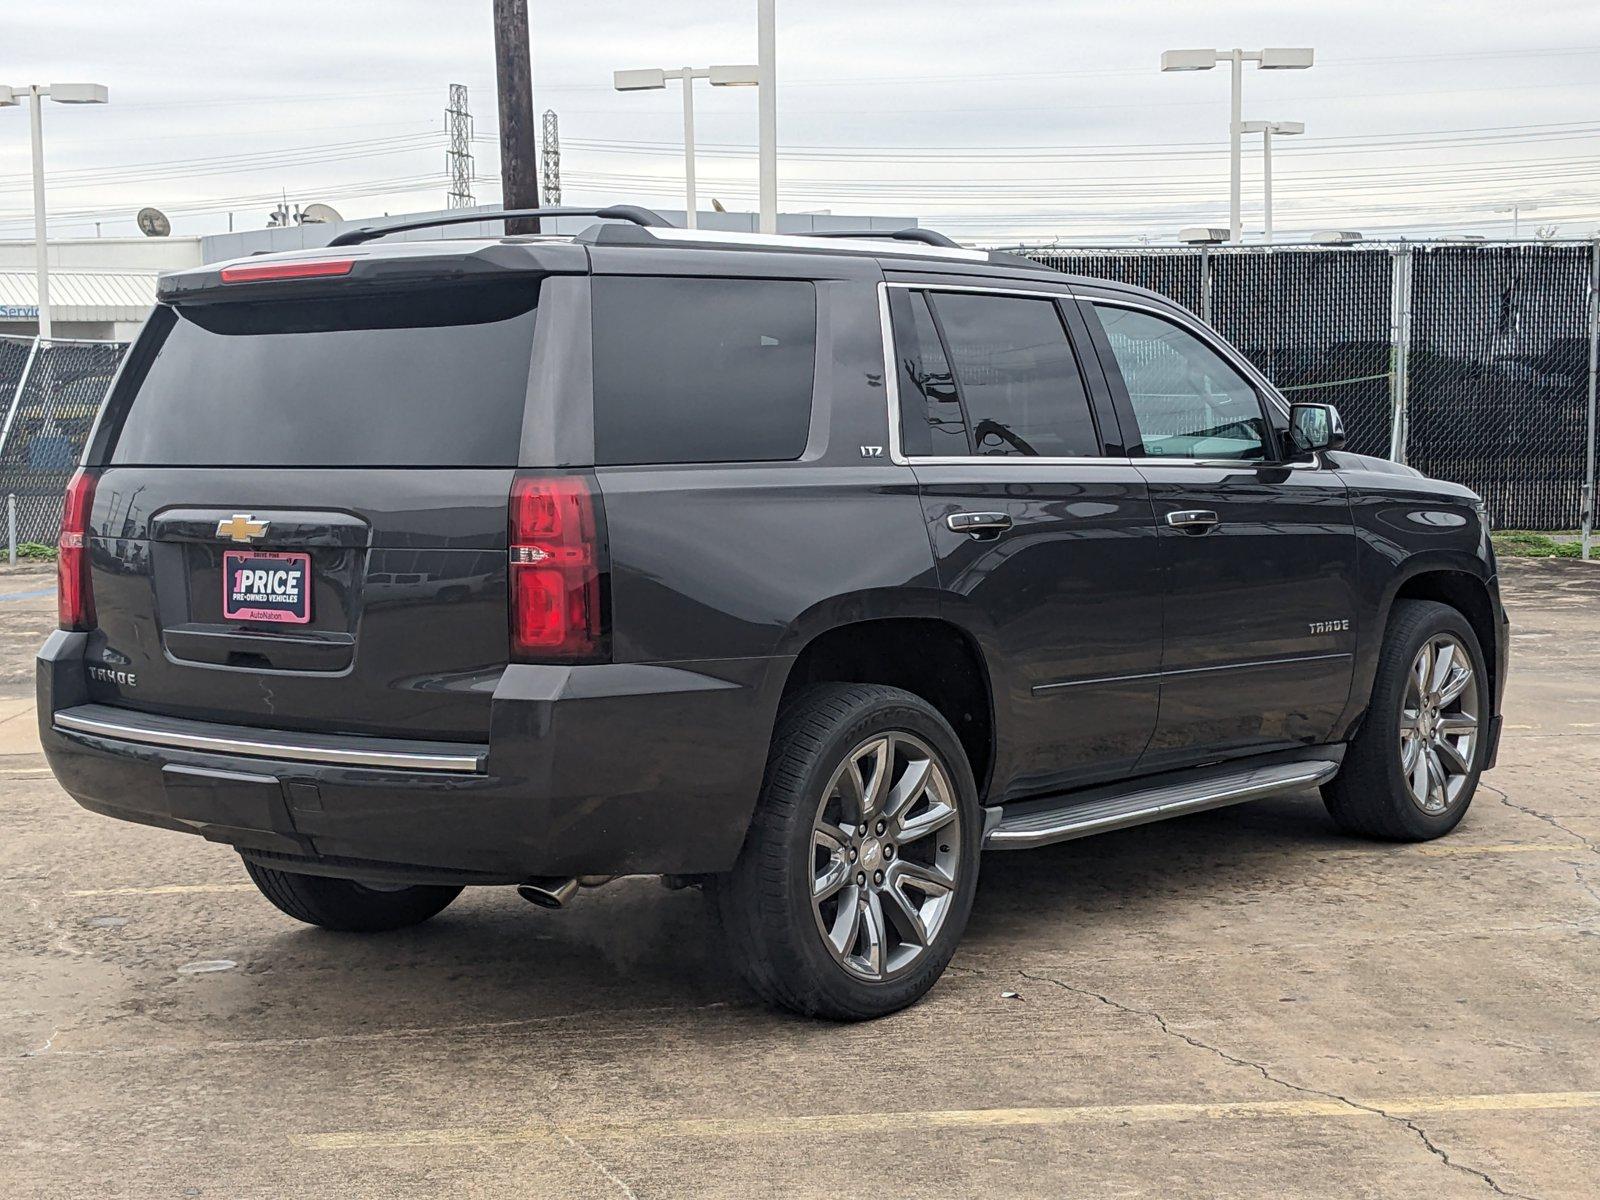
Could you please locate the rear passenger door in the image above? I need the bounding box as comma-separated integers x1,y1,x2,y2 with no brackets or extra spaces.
1078,295,1358,771
888,281,1163,799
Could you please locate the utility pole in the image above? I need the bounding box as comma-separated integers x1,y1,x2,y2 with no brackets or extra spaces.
446,84,475,209
492,0,540,233
541,110,561,206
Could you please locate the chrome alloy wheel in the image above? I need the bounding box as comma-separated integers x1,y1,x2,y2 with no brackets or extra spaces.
810,733,963,982
1400,633,1479,815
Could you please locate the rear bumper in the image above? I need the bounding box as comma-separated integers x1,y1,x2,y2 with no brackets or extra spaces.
39,630,786,879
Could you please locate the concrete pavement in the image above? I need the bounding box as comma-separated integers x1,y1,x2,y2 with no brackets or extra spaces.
2,559,1597,1199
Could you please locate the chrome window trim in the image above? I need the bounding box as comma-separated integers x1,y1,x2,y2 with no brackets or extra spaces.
879,279,1118,467
54,707,486,774
877,280,1318,472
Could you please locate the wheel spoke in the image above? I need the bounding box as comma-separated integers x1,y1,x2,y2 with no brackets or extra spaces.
1410,740,1431,802
1401,730,1423,773
860,891,887,976
890,857,956,898
1438,664,1473,706
826,884,863,955
1413,642,1434,695
1426,749,1448,808
882,756,931,826
1433,736,1471,777
1429,640,1456,697
814,822,849,856
1438,712,1478,735
813,855,850,901
857,738,893,821
882,878,930,947
896,799,957,846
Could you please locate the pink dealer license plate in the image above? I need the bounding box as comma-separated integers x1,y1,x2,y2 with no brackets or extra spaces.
222,550,312,624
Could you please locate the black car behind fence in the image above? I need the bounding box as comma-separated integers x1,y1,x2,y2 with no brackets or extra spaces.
1,240,1597,542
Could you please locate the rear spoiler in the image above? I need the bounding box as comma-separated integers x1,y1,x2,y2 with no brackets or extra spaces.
157,240,589,306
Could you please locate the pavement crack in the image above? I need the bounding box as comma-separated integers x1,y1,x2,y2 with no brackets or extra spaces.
1485,783,1599,856
1018,968,1538,1200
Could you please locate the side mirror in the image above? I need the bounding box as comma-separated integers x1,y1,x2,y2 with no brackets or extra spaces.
1288,402,1345,455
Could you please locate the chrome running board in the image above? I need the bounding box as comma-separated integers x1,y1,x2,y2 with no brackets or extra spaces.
985,758,1340,850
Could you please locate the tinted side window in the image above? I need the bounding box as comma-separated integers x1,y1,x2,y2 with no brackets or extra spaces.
1092,304,1269,461
592,277,816,466
926,292,1099,458
890,289,967,457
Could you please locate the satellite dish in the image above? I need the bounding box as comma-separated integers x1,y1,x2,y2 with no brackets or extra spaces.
136,207,171,237
711,198,727,213
300,203,343,225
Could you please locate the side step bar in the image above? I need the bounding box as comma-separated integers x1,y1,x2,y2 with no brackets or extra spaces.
985,758,1341,850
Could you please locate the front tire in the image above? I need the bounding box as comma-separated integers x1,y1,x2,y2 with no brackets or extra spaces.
712,683,982,1020
1323,599,1489,841
243,860,462,932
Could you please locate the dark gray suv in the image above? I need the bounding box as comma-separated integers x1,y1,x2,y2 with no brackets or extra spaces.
39,208,1508,1019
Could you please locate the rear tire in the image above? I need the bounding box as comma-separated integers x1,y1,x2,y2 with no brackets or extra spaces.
243,860,462,932
712,683,982,1020
1322,599,1489,841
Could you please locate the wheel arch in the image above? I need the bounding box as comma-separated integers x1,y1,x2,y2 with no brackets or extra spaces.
1341,557,1502,740
776,611,998,798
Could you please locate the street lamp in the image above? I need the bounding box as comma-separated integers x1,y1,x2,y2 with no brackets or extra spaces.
1160,48,1312,244
0,83,110,340
1240,119,1304,244
614,65,758,229
1494,203,1527,239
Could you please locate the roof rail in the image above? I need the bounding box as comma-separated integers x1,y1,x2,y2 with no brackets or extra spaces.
327,205,673,247
803,228,964,249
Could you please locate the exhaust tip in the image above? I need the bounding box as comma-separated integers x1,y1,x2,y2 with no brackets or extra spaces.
518,877,579,910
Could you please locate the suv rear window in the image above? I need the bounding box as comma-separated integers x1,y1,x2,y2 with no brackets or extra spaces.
109,282,538,468
592,276,816,465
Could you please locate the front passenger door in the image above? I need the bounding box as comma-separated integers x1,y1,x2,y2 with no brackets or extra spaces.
1081,297,1358,772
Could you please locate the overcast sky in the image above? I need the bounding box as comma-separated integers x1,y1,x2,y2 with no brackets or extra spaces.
4,0,1599,244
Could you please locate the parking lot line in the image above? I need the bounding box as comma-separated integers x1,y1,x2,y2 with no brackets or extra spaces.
1414,842,1586,856
292,1090,1600,1151
66,882,257,897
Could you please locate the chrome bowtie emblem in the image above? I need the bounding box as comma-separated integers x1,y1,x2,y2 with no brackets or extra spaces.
216,514,269,543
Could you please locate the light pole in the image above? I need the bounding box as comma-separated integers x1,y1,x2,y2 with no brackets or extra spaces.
614,65,758,229
0,83,110,340
757,0,777,234
1240,119,1304,244
1160,48,1312,244
1495,203,1524,239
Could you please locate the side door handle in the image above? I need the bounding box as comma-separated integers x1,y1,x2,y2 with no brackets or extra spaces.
1164,509,1220,532
947,511,1014,539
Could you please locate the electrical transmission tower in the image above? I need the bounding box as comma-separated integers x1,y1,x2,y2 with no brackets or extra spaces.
446,84,475,209
541,109,562,206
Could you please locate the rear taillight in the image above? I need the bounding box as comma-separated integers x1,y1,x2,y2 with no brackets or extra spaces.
508,475,607,662
58,468,97,631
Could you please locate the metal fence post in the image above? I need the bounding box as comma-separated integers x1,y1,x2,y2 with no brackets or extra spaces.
1387,247,1414,463
6,495,14,566
1199,246,1213,325
0,336,41,466
1583,238,1599,561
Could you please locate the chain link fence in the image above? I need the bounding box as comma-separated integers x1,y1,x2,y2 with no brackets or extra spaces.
1,245,1598,546
0,336,129,546
1023,241,1600,537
